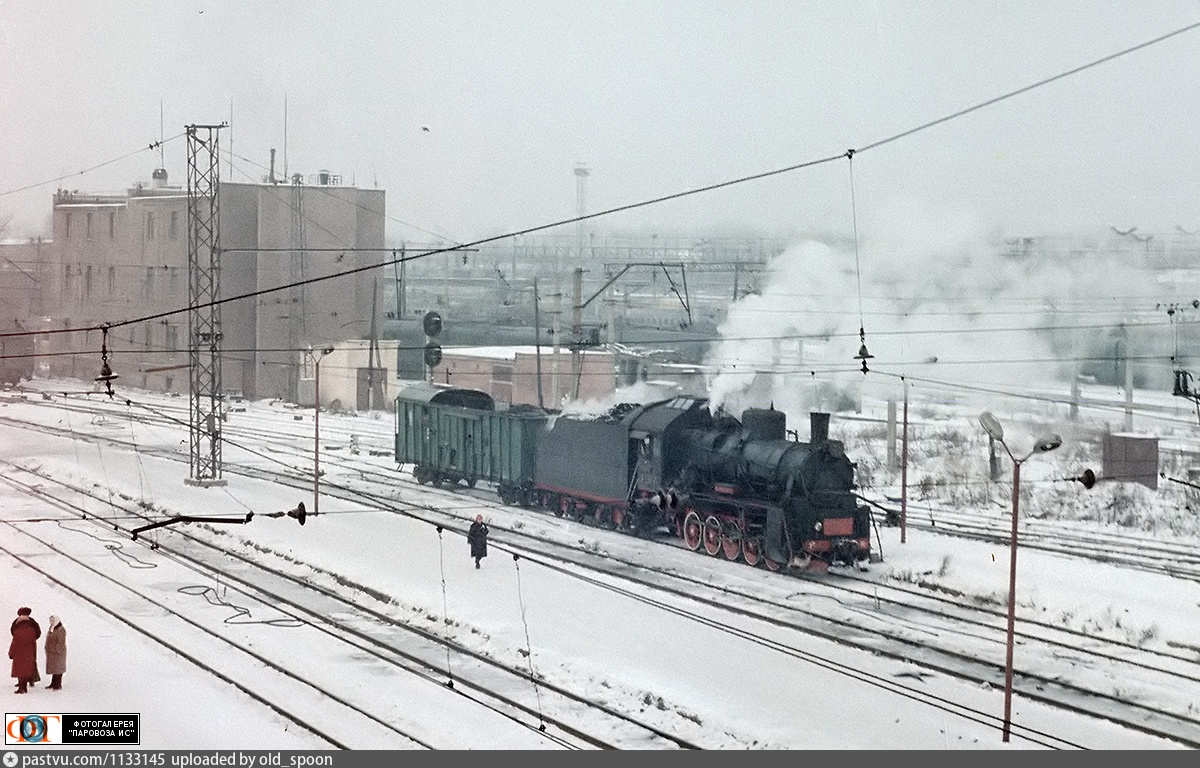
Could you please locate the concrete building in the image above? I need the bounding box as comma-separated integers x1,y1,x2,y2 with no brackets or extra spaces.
302,339,396,414
0,236,52,327
45,170,385,399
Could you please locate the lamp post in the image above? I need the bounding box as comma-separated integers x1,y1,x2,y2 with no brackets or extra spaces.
978,411,1062,743
310,346,334,518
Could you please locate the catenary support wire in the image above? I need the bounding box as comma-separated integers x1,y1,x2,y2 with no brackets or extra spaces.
847,150,873,374
436,525,455,689
512,553,546,731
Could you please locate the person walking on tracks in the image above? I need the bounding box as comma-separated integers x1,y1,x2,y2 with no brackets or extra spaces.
467,514,489,569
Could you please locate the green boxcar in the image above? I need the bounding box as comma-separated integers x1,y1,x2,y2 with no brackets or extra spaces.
394,381,546,499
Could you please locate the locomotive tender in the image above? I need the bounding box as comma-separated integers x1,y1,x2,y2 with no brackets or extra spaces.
394,381,872,572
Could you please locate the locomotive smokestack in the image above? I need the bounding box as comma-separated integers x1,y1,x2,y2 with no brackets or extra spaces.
810,412,830,444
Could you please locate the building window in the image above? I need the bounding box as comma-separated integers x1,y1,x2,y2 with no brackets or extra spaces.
169,211,178,240
169,267,179,296
146,212,155,240
63,264,72,295
144,324,153,351
108,211,116,238
145,267,155,300
64,213,72,239
108,267,116,294
165,324,178,351
86,212,93,240
84,266,92,298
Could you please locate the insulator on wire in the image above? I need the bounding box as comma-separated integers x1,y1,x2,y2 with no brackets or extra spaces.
95,325,119,397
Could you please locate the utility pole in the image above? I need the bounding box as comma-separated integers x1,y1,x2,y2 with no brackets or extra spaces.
901,380,909,543
574,163,589,270
1124,333,1134,431
533,277,544,409
571,266,583,399
551,278,561,408
367,278,384,411
185,123,228,487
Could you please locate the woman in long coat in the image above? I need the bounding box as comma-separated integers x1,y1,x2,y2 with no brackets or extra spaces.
9,607,40,694
467,514,489,569
44,615,66,690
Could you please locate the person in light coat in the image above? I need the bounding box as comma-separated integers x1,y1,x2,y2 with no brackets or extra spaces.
9,607,40,694
44,615,66,690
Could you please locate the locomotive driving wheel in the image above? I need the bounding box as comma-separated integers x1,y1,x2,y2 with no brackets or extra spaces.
741,536,761,567
682,510,703,551
721,531,741,561
702,515,722,556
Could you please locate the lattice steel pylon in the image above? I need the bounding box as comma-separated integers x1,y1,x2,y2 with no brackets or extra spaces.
185,123,227,487
288,176,307,401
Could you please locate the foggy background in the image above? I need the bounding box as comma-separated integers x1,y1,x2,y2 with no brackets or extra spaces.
2,1,1198,242
3,1,1199,417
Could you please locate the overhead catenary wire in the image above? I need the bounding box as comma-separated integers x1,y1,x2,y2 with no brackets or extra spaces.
12,18,1197,347
0,133,185,200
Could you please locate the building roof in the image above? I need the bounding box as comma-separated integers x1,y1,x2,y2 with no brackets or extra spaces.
442,345,613,361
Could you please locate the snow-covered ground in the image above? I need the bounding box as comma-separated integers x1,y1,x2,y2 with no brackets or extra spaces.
2,379,1199,751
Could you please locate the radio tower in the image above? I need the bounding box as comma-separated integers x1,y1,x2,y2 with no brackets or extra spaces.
185,123,227,487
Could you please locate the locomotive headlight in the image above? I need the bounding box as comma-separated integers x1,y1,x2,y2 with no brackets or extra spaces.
814,521,823,532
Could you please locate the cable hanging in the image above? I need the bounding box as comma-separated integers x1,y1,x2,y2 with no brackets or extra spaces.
435,525,455,689
512,553,546,732
846,149,873,374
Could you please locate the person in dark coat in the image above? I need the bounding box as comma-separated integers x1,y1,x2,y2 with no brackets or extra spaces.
467,514,489,569
9,607,41,694
44,615,66,690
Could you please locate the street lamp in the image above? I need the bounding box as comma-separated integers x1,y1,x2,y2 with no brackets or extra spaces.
978,411,1062,743
310,346,335,518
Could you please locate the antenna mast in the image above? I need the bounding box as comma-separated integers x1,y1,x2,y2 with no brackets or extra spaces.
159,101,166,168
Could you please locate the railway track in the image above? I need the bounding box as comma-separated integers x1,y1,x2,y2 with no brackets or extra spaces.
4,386,1199,746
0,463,700,749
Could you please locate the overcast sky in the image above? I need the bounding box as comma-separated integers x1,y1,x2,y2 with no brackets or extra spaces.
2,2,1199,245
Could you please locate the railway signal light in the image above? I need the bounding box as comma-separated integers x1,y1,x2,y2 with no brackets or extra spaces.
422,311,443,378
422,311,443,338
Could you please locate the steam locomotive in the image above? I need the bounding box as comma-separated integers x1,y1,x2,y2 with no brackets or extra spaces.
394,381,872,572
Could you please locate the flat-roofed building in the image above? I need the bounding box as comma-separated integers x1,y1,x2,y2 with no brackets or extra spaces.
45,169,385,399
